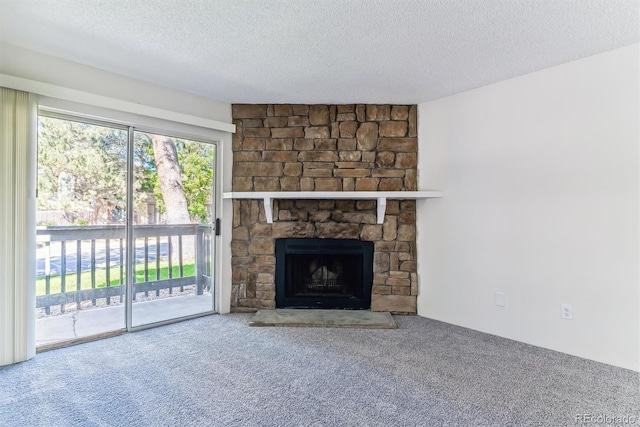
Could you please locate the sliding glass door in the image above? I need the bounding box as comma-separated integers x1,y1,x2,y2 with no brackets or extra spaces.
36,115,128,346
131,131,215,327
36,114,216,347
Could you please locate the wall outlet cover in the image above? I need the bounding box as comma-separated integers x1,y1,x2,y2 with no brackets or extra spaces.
561,304,573,320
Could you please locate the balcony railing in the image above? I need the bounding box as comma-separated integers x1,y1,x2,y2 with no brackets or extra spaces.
36,224,213,315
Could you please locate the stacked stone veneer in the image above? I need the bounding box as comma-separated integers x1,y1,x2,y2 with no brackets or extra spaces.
231,104,418,313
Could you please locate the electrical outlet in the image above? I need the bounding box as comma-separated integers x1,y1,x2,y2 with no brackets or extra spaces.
561,304,573,320
495,292,506,307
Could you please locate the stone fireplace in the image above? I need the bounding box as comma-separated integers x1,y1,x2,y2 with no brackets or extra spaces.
231,104,418,314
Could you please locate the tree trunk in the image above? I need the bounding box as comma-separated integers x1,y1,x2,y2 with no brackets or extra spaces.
152,135,194,265
151,135,190,224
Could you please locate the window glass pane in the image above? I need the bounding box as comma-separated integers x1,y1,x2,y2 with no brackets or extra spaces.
36,115,127,346
131,131,215,327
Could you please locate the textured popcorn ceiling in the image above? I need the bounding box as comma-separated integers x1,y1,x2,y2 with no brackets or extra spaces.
0,0,638,104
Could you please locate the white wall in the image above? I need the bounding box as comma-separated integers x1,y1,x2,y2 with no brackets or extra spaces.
417,44,639,371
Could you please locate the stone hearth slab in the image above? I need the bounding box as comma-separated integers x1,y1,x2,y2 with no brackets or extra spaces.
249,309,397,329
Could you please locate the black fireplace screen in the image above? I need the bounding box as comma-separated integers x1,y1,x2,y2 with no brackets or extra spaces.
275,238,374,309
286,253,362,297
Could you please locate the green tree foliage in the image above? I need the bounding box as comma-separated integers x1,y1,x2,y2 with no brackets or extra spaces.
37,117,129,225
176,140,215,223
38,117,215,225
135,132,214,223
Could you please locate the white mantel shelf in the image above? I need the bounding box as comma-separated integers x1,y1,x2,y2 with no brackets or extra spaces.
222,191,443,224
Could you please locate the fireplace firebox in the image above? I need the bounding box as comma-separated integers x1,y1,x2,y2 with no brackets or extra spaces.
275,238,374,309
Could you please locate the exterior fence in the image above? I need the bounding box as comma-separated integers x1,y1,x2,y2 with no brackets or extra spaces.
36,224,213,314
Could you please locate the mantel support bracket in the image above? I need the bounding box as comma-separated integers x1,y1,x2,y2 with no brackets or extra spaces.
264,197,273,223
376,197,387,225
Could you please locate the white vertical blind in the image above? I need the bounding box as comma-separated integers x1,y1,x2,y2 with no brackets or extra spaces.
0,87,36,366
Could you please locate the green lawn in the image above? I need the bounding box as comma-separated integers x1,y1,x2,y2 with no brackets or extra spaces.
36,262,195,296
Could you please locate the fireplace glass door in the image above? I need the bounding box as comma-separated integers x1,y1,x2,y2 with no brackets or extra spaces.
275,238,373,309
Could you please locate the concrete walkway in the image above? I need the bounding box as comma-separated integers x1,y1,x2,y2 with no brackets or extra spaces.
36,294,213,347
